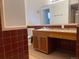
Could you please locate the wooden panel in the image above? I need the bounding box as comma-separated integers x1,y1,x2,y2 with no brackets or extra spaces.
76,26,79,59
39,36,48,54
33,36,39,50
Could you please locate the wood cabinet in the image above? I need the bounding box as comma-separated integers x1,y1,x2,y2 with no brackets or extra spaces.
33,35,48,52
33,32,49,54
33,31,55,54
33,29,76,54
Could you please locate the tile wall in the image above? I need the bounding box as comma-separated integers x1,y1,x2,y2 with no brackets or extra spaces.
0,19,28,59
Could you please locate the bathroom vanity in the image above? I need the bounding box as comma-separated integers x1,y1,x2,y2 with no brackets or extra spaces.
32,28,76,54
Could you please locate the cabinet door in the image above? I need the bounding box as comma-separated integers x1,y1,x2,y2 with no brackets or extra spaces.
39,36,48,53
33,36,39,50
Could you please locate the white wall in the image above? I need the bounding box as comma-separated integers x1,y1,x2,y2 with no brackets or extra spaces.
26,0,50,37
50,0,70,25
70,0,78,5
3,0,26,26
27,0,50,25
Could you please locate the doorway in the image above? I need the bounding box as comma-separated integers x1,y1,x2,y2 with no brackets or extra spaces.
41,8,51,24
43,9,50,24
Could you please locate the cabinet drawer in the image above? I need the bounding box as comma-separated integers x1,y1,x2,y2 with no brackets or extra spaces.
61,33,76,40
49,32,76,40
49,32,62,39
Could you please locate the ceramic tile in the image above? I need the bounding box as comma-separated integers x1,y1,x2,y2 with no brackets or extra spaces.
0,27,28,59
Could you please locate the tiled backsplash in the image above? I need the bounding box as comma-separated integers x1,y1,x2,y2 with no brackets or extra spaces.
0,19,28,59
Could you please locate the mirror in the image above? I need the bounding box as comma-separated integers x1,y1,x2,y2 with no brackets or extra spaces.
27,0,79,25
